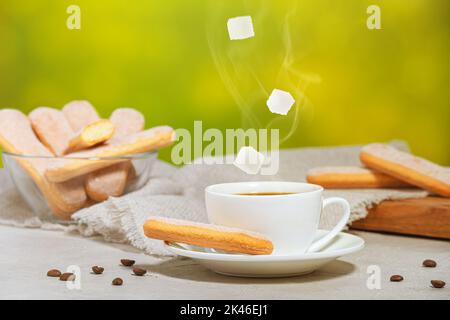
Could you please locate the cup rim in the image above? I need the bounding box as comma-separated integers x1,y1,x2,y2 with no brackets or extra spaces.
205,181,323,198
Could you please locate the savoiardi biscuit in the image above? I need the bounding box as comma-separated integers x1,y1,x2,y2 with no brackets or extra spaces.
110,108,145,138
84,108,145,201
29,107,74,156
63,100,112,155
0,109,87,219
360,143,450,197
85,161,131,201
306,166,411,189
62,100,100,132
143,216,274,255
65,119,115,154
45,126,176,182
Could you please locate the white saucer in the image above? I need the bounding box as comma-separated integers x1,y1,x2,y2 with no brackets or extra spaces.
164,230,364,278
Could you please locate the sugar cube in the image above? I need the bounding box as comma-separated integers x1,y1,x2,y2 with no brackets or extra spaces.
266,89,295,115
227,16,255,40
233,146,264,175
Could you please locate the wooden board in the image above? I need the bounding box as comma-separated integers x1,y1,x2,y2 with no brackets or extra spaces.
350,197,450,240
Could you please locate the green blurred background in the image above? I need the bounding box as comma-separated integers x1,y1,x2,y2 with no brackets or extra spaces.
0,0,448,165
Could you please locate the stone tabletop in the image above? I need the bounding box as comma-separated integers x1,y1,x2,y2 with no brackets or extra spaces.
0,225,448,300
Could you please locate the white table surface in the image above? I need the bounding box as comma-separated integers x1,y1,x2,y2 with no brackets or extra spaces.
0,224,448,300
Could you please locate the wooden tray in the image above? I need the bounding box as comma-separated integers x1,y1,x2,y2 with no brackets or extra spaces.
350,197,450,240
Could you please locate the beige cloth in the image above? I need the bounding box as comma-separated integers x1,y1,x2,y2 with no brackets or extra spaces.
0,142,427,255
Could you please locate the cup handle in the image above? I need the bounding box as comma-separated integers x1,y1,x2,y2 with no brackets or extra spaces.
306,197,351,253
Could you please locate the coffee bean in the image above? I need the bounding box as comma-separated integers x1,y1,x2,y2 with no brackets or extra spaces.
92,266,104,274
59,273,75,281
132,267,147,276
112,278,123,286
390,275,404,282
431,280,446,288
47,269,62,277
422,259,437,268
120,259,135,267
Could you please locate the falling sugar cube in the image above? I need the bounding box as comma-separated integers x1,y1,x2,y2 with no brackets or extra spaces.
266,89,295,115
227,16,255,40
233,146,265,175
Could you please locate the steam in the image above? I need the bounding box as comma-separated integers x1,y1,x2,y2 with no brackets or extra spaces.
206,0,320,145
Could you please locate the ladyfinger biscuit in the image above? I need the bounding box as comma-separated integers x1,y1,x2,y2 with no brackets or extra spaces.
29,107,74,156
0,109,87,219
143,217,273,255
62,100,99,131
85,108,145,201
306,166,411,189
85,161,131,201
45,126,175,182
65,119,115,154
360,143,450,197
110,108,145,138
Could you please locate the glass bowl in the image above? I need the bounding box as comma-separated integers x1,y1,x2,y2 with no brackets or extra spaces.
2,151,157,221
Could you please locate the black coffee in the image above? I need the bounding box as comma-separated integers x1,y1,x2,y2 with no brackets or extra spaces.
236,192,296,196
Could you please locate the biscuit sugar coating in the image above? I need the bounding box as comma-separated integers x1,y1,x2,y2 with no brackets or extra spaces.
0,109,54,157
0,109,87,218
29,107,74,156
85,108,145,202
62,100,100,132
306,166,411,189
143,216,274,255
49,176,88,216
110,108,145,138
360,143,450,197
85,162,131,201
45,126,176,182
65,119,115,154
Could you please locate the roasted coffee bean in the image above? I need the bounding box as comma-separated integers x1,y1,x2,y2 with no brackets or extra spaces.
112,278,123,286
132,267,147,276
47,269,62,277
431,280,446,288
92,266,104,274
59,273,75,281
422,259,437,268
390,275,404,282
120,259,135,267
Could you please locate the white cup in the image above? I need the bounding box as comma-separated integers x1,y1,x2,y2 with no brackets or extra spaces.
205,181,350,255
